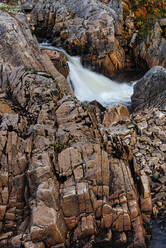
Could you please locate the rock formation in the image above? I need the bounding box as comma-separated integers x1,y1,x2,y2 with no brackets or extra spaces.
29,0,125,77
134,22,166,70
120,0,166,71
0,9,155,248
131,66,166,111
0,2,166,248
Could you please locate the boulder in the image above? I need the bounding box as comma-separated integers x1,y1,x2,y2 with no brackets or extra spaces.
44,49,69,78
103,104,130,127
131,66,166,111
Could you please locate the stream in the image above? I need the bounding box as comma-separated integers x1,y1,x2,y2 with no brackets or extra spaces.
40,42,166,248
40,42,134,108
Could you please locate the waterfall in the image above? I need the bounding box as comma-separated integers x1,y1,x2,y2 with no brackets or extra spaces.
40,43,134,108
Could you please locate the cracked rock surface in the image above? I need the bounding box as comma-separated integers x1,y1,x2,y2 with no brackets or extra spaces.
29,0,125,77
0,8,166,248
0,64,148,248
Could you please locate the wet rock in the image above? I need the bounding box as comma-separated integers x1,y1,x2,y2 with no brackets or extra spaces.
1,6,165,248
29,0,125,77
43,50,69,78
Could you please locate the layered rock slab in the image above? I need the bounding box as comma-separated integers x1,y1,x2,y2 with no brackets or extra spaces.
0,66,147,247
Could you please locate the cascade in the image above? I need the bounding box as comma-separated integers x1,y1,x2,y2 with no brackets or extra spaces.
40,43,134,108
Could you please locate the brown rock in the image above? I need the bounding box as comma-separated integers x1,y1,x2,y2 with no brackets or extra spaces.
31,203,67,245
80,215,96,237
152,206,158,216
0,205,6,221
157,201,163,207
0,232,13,241
119,232,127,243
0,7,153,248
30,0,125,77
103,214,113,229
103,104,130,127
24,241,45,248
44,50,69,78
11,235,23,247
106,229,112,241
0,103,14,114
141,197,152,214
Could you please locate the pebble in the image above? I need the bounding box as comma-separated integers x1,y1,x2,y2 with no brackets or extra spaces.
157,201,163,207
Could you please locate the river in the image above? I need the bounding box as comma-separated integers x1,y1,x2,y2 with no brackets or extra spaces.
40,43,166,247
40,42,134,108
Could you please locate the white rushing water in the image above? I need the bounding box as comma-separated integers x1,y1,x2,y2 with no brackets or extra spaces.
40,43,134,108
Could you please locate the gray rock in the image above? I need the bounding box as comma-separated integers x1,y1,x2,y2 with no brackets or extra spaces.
21,0,35,11
131,66,166,111
134,22,166,69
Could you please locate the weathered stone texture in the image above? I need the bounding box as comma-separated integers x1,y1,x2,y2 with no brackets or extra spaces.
2,6,166,248
29,0,125,77
131,66,166,111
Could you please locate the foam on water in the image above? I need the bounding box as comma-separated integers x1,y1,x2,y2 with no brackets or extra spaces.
40,43,134,108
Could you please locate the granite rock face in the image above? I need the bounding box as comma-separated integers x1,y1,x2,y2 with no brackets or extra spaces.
43,49,69,78
0,11,61,78
29,0,125,77
131,66,166,111
0,64,149,248
0,10,152,248
1,4,166,248
133,22,166,70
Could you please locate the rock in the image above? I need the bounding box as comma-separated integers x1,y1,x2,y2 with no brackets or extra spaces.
21,0,35,11
134,22,166,69
0,103,14,114
24,241,45,248
0,60,146,247
160,18,166,27
156,201,163,207
0,6,160,248
0,11,69,86
131,66,166,111
103,104,130,127
11,235,23,247
0,232,13,240
119,232,127,243
106,229,112,241
152,206,158,216
44,50,69,78
29,0,125,77
0,205,6,221
160,144,166,152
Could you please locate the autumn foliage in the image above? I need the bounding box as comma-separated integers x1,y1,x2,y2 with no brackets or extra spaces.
135,7,147,19
132,0,166,18
130,0,166,31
